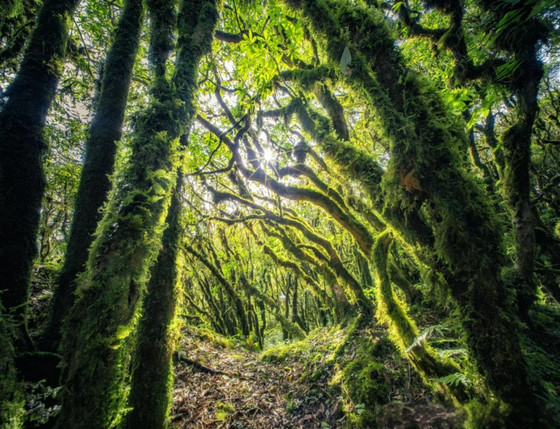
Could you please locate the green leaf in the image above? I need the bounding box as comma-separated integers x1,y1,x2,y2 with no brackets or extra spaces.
435,372,469,387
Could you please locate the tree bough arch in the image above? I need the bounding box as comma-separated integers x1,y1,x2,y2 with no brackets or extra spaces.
0,0,559,428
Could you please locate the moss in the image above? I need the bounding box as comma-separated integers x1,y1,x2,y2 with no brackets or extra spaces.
463,399,509,429
278,65,334,87
261,326,343,364
0,0,22,20
339,347,387,427
215,401,236,421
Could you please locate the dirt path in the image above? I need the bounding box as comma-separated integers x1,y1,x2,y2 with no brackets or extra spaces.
171,330,340,429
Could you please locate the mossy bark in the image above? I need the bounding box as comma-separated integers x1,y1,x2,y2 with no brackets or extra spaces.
55,0,220,427
372,232,466,401
491,18,543,318
44,0,144,352
0,0,80,348
285,0,542,423
125,176,183,429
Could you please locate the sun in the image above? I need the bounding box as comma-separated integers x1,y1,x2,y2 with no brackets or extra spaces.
261,147,276,164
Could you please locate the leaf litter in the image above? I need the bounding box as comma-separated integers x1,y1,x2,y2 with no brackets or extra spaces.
171,327,341,429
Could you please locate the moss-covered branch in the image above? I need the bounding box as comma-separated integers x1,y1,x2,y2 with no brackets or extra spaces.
284,0,543,422
207,184,372,313
372,231,466,401
262,244,332,307
239,274,306,339
198,115,375,256
184,243,249,336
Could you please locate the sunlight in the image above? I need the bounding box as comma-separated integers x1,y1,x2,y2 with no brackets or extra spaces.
261,147,276,164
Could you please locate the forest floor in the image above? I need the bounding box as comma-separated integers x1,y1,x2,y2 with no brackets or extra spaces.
170,327,341,429
170,324,463,429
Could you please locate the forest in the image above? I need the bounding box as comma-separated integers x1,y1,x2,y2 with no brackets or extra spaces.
1,0,560,427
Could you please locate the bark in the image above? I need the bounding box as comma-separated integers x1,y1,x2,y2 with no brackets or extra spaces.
0,0,81,347
500,51,542,319
44,0,144,351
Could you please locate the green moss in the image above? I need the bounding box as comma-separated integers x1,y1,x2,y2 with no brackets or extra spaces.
195,326,235,350
463,399,509,429
339,348,386,427
215,401,236,421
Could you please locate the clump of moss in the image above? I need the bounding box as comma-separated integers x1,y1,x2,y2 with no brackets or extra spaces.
184,325,235,350
215,401,236,421
337,343,388,427
331,324,425,428
463,399,509,429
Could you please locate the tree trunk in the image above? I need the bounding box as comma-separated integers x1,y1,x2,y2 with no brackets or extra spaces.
43,0,144,351
125,176,183,429
0,0,81,348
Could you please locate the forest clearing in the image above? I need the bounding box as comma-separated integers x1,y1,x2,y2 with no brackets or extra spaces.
1,0,560,428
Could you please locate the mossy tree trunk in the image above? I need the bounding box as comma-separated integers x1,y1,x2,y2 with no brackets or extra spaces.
55,0,220,427
0,0,81,348
43,0,144,352
285,0,543,424
478,0,545,319
125,175,183,429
